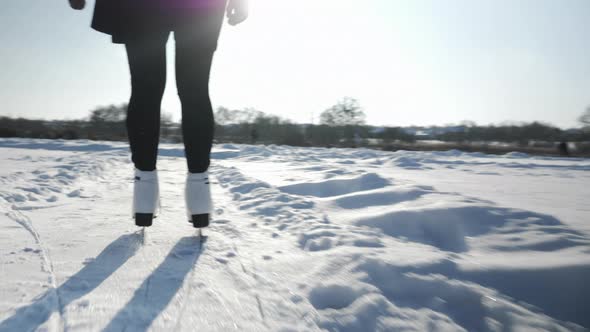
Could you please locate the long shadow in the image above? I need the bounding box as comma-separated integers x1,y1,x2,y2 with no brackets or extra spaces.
0,233,142,332
103,236,206,332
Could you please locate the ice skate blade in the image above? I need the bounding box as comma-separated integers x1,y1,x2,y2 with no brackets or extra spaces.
191,214,209,228
135,213,154,227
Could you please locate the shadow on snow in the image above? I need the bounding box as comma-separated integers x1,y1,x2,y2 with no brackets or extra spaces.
0,233,141,331
102,236,206,331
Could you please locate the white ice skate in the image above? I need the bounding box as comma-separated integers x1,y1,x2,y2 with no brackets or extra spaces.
185,171,211,228
133,169,160,227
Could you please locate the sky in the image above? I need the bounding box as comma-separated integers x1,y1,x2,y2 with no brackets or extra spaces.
0,0,589,128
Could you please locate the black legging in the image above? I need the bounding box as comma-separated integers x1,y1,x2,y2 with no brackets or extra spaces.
125,8,225,173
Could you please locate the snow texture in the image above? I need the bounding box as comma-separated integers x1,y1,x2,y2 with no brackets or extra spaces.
0,138,589,331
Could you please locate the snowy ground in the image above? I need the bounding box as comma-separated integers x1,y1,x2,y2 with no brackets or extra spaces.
0,138,589,331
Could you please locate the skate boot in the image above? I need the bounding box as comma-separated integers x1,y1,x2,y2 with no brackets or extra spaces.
133,169,159,227
185,171,211,228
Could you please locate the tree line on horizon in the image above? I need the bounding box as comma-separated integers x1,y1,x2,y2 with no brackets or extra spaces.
1,98,590,155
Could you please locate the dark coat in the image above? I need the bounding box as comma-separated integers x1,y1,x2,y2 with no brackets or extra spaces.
91,0,226,43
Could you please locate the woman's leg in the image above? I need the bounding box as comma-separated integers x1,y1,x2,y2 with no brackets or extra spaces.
125,32,169,171
174,7,226,173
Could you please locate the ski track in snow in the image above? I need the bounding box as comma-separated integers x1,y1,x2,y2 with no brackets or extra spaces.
0,138,589,331
1,201,64,331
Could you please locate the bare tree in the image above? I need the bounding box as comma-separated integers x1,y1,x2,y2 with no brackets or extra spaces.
319,97,366,126
579,107,590,127
214,107,265,125
89,104,127,123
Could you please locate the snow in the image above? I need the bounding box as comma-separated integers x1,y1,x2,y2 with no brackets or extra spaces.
0,138,589,331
